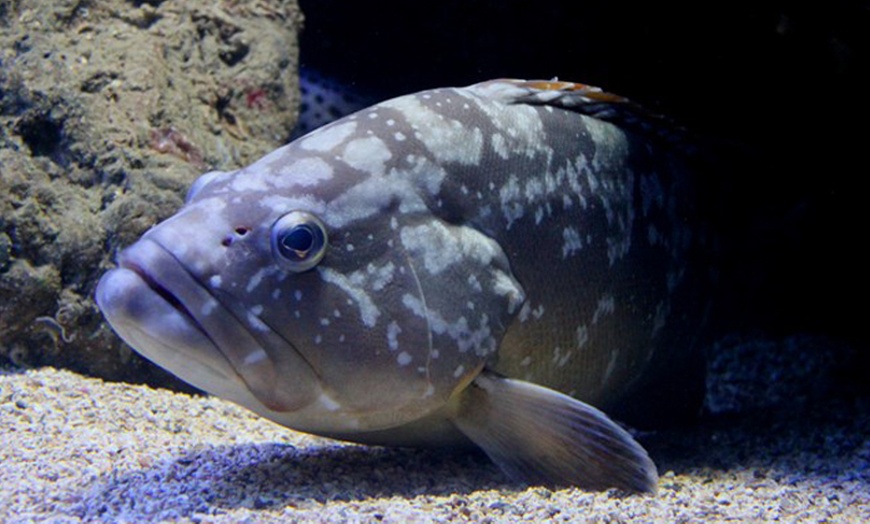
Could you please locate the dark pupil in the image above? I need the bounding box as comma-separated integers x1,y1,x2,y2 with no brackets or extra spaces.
283,226,314,255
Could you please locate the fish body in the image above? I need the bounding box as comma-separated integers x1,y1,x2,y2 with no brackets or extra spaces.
96,79,708,492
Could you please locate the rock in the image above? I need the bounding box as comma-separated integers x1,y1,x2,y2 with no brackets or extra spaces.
0,0,302,386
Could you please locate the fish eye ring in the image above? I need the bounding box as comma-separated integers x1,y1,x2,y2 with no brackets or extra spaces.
271,211,328,272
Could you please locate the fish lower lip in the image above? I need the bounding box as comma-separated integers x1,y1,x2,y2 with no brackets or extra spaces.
95,264,240,399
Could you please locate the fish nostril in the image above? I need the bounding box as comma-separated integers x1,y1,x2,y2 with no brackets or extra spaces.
221,227,250,247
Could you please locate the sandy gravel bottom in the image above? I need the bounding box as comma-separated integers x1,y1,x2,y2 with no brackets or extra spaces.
1,365,869,523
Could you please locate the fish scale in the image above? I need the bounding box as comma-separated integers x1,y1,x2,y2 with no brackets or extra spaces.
97,78,709,493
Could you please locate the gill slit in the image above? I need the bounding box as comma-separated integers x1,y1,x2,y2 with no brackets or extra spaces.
239,296,324,382
404,249,434,386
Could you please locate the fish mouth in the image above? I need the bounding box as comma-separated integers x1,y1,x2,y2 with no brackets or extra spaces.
96,238,319,413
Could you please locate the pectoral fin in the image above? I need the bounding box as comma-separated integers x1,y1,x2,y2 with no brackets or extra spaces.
450,371,658,493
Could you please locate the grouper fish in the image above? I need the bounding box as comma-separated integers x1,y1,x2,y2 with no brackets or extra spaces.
96,79,708,493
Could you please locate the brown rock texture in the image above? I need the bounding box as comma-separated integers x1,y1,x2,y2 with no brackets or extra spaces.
0,0,302,385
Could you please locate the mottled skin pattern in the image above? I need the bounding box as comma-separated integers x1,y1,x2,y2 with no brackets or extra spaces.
97,79,706,491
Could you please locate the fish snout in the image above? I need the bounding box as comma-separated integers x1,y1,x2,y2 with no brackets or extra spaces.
97,238,322,415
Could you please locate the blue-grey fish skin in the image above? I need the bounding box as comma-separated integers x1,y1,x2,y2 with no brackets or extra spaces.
96,79,706,491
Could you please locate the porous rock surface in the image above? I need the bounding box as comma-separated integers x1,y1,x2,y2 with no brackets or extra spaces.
0,0,302,385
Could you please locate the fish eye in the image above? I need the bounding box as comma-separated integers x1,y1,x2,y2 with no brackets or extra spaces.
271,211,328,272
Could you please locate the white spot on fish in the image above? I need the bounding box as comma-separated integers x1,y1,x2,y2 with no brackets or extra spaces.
453,365,465,378
380,95,483,164
602,349,619,386
493,271,524,314
294,290,303,301
552,346,573,367
592,295,615,324
320,318,330,326
247,312,269,332
209,275,222,288
367,262,395,291
562,226,583,258
402,294,495,355
518,303,532,323
341,136,392,176
397,351,412,366
586,169,600,193
606,232,632,266
271,156,334,188
394,131,406,141
319,267,381,327
230,172,269,192
524,178,544,200
499,176,525,228
201,299,218,316
242,348,267,367
300,121,357,152
316,392,342,412
520,356,532,367
400,222,497,275
491,133,508,159
576,325,589,348
246,267,273,293
259,195,327,217
323,159,442,228
387,321,402,351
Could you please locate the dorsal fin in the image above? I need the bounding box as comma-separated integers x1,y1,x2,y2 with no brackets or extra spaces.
471,78,696,154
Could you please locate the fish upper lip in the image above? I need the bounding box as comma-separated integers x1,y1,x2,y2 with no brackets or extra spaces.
119,257,198,325
116,238,241,359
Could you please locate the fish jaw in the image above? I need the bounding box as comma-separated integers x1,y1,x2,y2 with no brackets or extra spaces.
96,237,321,414
96,265,240,394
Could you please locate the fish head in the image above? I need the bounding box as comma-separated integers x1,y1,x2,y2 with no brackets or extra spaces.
97,102,526,435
